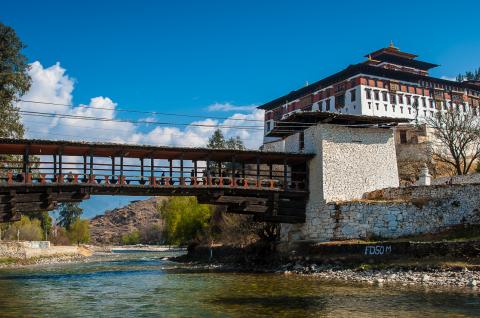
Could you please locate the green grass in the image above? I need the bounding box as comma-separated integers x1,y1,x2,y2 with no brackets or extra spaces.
394,224,480,243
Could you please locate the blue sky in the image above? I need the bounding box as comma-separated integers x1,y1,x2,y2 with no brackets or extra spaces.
2,0,480,218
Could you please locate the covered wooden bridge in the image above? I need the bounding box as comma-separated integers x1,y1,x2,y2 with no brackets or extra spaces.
0,139,312,223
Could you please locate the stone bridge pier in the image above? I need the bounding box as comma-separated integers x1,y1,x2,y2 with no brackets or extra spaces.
263,123,400,242
266,122,480,245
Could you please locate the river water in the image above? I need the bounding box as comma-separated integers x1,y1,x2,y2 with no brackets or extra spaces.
0,251,479,317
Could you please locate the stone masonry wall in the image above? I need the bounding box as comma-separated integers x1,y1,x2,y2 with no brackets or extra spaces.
274,124,400,241
291,184,480,241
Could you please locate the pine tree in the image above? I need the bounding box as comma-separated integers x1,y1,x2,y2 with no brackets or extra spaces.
57,202,83,230
0,22,31,138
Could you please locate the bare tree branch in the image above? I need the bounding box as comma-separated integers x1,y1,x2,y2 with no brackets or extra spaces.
425,108,480,175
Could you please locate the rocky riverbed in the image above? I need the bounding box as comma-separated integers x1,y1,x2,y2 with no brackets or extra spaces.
279,263,480,289
174,258,480,290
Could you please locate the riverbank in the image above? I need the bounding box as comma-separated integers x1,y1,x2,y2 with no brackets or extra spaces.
175,239,480,290
0,253,91,269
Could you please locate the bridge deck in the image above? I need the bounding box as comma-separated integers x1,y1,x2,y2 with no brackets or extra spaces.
0,139,313,223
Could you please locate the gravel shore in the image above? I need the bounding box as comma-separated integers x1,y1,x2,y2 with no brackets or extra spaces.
0,254,91,269
279,263,480,289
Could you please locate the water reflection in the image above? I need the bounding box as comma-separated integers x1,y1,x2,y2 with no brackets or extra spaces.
0,252,478,317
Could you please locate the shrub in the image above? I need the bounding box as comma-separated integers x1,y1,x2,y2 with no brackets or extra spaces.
140,223,164,244
160,197,214,245
3,216,43,241
68,219,90,245
121,230,141,245
50,227,71,245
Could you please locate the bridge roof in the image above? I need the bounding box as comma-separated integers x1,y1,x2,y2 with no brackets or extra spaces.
0,139,313,164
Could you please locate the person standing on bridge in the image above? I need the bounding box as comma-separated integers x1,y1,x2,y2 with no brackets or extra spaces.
160,172,165,186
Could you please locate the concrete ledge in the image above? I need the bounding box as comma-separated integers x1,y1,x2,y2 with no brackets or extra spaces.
0,241,82,259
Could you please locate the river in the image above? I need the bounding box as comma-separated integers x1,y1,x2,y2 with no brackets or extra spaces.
0,251,479,317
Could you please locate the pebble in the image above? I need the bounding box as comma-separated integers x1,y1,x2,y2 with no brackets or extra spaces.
281,263,480,289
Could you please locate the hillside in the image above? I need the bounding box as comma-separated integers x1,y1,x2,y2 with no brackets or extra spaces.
89,197,166,245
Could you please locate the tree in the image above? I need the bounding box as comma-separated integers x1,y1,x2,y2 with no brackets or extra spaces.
207,129,245,150
24,211,52,240
207,129,226,149
457,67,480,82
0,22,31,139
3,215,43,241
425,109,480,175
68,219,90,245
121,230,141,245
50,226,70,245
160,197,214,245
57,202,83,230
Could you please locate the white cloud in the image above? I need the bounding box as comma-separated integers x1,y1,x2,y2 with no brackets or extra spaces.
441,75,457,82
207,102,257,112
17,61,265,150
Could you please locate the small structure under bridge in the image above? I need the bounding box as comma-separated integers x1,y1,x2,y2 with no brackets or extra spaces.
0,139,312,223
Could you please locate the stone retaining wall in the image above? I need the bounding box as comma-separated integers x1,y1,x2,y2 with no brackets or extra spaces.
284,184,480,241
0,241,80,259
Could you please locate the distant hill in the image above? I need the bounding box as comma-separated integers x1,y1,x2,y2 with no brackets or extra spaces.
89,197,166,245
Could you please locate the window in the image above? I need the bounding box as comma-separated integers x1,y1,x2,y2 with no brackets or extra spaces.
326,99,331,111
430,111,434,117
368,102,372,109
422,97,427,107
299,131,305,151
408,107,411,114
390,93,397,104
430,99,434,108
423,110,427,117
400,106,403,114
366,89,372,99
374,90,380,101
376,103,379,110
384,104,388,111
350,89,356,102
463,104,467,112
335,94,345,109
400,131,407,144
266,121,271,131
406,95,411,105
382,91,388,102
398,94,404,104
413,96,419,107
392,105,395,112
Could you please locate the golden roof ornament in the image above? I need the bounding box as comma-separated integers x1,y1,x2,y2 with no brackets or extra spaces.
389,40,399,50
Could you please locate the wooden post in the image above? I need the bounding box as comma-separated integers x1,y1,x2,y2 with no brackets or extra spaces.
83,155,87,181
111,156,115,179
23,146,30,184
231,156,236,187
169,159,173,183
22,146,29,174
283,158,288,190
180,156,184,185
89,151,94,180
193,160,197,177
269,164,273,180
120,156,124,178
53,154,57,179
256,157,260,187
140,158,144,183
58,152,63,182
206,157,211,185
150,157,154,180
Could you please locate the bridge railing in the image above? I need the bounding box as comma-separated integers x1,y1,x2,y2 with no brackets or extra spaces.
0,156,308,191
